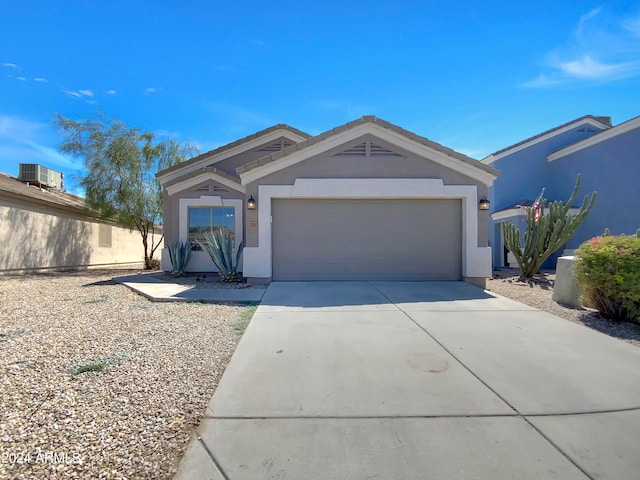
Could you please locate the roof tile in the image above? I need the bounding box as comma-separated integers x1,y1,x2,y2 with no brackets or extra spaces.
157,124,310,178
489,115,612,157
235,116,498,177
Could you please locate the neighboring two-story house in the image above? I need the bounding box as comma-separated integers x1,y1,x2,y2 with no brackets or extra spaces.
483,114,640,269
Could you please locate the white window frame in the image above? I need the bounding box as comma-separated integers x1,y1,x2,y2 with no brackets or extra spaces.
178,196,243,272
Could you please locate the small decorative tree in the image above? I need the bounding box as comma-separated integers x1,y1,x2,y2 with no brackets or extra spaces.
502,174,596,278
55,112,198,269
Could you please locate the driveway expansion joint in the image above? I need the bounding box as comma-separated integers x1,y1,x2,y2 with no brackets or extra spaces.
203,406,640,420
368,282,599,480
175,282,640,480
196,434,230,480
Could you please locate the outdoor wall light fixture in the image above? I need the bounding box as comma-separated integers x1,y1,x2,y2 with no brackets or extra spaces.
247,195,257,210
479,197,490,211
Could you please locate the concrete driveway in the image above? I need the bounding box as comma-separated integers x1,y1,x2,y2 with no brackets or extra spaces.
175,282,640,480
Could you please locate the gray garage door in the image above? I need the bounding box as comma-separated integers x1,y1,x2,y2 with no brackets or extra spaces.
272,199,462,281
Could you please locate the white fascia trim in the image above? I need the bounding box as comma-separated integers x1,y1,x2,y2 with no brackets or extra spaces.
158,129,308,185
491,207,527,221
165,171,245,196
242,179,492,279
178,196,244,272
239,123,497,186
491,207,580,221
482,118,610,165
548,116,640,162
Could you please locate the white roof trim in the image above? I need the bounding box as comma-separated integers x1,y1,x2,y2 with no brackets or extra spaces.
165,171,245,196
491,206,528,221
157,129,308,185
239,123,498,186
482,118,610,165
548,116,640,162
491,207,580,221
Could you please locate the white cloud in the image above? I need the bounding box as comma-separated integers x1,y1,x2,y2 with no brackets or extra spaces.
576,8,602,40
520,73,561,88
145,87,158,95
522,7,640,87
63,90,82,98
2,63,19,68
0,114,81,172
62,88,95,99
106,89,117,95
555,55,640,80
34,77,48,83
623,13,640,36
9,75,27,81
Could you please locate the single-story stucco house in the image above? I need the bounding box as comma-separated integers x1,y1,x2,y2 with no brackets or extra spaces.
156,116,499,287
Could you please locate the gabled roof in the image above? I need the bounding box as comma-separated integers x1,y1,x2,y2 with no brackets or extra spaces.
163,167,245,196
156,124,310,185
548,115,640,162
237,116,499,185
481,115,612,165
0,172,87,213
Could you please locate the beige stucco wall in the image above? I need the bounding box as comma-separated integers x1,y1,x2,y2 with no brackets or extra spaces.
0,200,145,272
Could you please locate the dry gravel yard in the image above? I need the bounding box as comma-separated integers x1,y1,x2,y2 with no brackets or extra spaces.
0,269,247,480
487,268,640,348
2,268,639,480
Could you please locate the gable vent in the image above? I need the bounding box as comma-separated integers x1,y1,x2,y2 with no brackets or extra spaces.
336,142,367,156
334,141,404,157
576,126,597,133
370,143,402,157
194,185,228,193
258,140,294,153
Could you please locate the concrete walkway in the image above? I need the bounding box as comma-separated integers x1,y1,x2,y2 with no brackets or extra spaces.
174,281,640,480
114,273,266,303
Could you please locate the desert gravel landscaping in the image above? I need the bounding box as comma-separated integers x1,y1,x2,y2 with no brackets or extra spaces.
2,268,639,480
0,269,247,480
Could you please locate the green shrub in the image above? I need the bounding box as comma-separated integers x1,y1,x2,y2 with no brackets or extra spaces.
575,235,640,322
146,258,161,270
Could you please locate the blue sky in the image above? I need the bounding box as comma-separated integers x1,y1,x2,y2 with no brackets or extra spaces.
1,0,639,188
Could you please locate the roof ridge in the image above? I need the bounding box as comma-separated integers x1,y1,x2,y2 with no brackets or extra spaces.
236,115,498,177
547,114,640,161
156,124,311,179
488,115,611,158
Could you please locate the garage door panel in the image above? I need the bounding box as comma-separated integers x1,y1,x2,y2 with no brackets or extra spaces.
272,199,461,281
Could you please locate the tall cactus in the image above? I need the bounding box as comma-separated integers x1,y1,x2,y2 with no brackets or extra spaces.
502,174,596,278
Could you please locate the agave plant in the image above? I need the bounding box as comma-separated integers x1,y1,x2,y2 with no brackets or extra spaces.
197,228,244,282
168,241,192,277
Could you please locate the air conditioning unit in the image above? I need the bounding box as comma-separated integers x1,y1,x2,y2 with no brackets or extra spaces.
18,164,64,189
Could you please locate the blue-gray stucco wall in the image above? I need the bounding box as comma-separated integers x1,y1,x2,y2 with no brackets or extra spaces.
488,124,605,268
549,128,640,247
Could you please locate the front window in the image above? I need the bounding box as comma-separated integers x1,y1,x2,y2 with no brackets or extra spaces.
188,207,235,250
